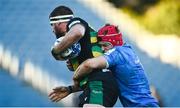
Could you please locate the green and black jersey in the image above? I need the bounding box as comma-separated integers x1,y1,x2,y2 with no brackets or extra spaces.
67,17,103,84
67,17,118,107
67,17,102,66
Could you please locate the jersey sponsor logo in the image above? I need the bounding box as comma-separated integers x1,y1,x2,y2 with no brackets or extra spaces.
92,90,102,94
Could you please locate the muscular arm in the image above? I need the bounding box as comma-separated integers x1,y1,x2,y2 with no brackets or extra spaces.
48,85,81,102
73,56,107,80
52,24,85,54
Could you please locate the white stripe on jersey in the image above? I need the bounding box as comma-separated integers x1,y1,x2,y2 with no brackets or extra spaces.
68,20,81,28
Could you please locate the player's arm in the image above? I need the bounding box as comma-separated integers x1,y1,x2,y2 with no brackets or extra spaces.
73,56,107,80
52,24,85,55
49,85,81,102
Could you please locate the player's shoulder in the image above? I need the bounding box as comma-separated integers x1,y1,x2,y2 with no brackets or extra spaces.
68,17,88,29
70,17,85,21
115,43,132,51
105,46,125,57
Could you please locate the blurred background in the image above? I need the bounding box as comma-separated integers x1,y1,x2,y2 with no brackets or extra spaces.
107,0,180,36
0,0,179,107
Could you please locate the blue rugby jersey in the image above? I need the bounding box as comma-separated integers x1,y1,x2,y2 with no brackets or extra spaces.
103,43,159,107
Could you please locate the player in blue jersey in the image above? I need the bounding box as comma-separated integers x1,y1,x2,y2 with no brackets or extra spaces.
73,24,159,107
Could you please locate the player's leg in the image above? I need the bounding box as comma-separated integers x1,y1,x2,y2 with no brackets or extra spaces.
78,79,118,107
78,81,104,107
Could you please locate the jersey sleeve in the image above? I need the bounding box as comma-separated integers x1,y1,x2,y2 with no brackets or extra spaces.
103,48,124,68
67,17,88,32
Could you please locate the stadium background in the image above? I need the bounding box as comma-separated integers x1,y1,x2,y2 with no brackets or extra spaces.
0,0,180,107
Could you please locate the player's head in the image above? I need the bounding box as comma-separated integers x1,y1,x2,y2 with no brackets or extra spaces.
49,5,74,38
98,24,123,52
